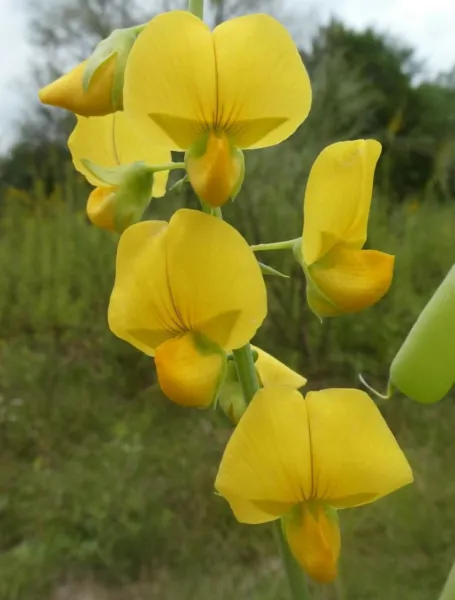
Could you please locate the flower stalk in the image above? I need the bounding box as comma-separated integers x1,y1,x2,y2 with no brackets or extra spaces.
188,0,204,19
438,560,455,600
232,342,311,600
251,238,301,252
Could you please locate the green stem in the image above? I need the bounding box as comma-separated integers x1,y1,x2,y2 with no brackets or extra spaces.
188,0,204,18
232,343,260,404
251,238,301,252
232,343,310,600
439,561,455,600
275,522,311,600
152,162,186,173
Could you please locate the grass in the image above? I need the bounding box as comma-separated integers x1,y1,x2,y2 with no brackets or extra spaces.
1,179,455,600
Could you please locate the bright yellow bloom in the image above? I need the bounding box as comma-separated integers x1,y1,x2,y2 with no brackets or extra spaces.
108,209,267,407
39,57,117,117
124,11,311,207
301,140,394,317
68,112,170,231
219,346,306,423
215,387,413,582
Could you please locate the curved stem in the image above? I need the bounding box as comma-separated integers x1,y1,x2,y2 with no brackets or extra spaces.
188,0,204,18
251,238,301,252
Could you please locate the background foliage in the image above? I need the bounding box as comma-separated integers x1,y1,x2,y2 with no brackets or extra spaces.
1,0,455,598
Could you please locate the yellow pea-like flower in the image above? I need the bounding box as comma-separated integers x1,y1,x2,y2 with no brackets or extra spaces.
215,387,413,582
301,140,394,317
108,209,267,407
39,57,118,117
219,346,307,423
123,11,312,207
68,112,170,231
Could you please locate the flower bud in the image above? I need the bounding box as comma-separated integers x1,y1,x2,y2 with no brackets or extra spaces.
185,131,245,207
39,26,140,116
85,163,155,233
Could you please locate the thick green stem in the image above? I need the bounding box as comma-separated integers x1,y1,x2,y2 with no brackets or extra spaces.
232,343,310,600
439,561,455,600
250,238,301,252
188,0,204,18
275,522,311,600
232,343,260,404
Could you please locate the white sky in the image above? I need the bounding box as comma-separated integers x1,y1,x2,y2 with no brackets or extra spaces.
1,0,455,150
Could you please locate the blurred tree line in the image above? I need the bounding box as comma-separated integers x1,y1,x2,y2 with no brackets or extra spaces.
2,0,455,202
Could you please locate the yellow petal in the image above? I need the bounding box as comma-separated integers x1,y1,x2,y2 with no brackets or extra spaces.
124,11,216,150
252,346,307,389
306,245,394,316
155,332,226,408
302,140,382,266
213,14,311,149
185,131,244,207
108,210,267,356
163,210,267,349
86,186,116,231
284,502,340,584
306,389,413,508
108,220,181,356
68,112,170,196
38,57,116,117
215,387,312,523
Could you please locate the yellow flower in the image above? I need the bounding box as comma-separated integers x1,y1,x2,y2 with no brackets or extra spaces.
39,58,117,117
301,140,394,317
108,209,267,407
39,27,139,116
124,11,311,207
215,387,413,582
219,346,307,423
68,112,171,231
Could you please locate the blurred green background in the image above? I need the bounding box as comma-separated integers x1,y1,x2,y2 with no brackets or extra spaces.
2,0,455,599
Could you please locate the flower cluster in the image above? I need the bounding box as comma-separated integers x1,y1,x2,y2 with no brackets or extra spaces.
39,7,413,587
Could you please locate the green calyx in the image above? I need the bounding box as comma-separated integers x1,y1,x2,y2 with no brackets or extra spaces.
83,25,143,111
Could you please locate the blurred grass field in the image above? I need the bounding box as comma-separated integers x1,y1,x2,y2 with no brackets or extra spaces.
1,163,455,600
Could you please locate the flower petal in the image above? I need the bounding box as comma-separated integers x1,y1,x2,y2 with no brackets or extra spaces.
302,140,382,266
213,14,311,149
306,389,413,508
38,57,116,117
307,246,394,316
155,332,226,408
68,112,170,196
215,387,312,523
164,209,267,349
108,220,182,356
185,131,244,207
252,346,307,389
284,502,340,584
86,186,116,231
124,11,216,150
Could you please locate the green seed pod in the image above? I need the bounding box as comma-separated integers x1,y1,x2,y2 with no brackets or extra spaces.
390,265,455,403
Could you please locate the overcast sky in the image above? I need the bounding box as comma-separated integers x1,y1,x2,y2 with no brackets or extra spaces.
2,0,455,150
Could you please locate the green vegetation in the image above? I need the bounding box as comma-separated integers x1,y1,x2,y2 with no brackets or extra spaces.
1,166,455,600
